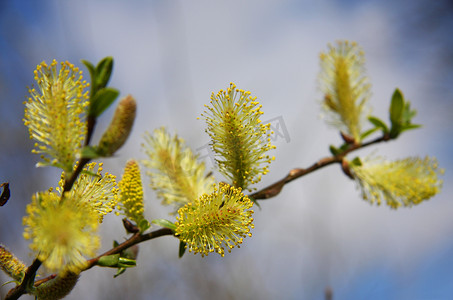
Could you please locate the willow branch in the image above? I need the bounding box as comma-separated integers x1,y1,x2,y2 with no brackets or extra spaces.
85,228,174,270
33,228,174,288
249,134,390,200
15,134,390,298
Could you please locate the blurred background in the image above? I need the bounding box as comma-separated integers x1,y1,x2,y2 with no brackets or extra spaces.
0,0,452,299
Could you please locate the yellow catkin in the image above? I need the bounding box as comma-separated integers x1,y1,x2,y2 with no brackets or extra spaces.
201,83,275,191
118,160,146,226
350,156,444,208
24,60,89,174
175,183,254,257
34,272,80,300
0,245,26,282
142,127,215,213
318,41,371,141
23,192,100,274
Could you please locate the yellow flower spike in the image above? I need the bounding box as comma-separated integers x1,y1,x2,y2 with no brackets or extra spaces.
22,192,100,274
318,41,371,141
24,60,89,176
58,162,119,222
97,95,137,157
33,272,80,300
0,245,26,282
175,183,254,257
201,83,275,191
118,160,146,227
142,127,215,213
350,156,444,208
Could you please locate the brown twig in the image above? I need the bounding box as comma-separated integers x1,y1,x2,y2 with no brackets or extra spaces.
32,227,174,288
85,227,174,270
33,274,57,287
249,134,390,200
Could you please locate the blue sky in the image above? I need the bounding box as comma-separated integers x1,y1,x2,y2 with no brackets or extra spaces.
0,1,452,299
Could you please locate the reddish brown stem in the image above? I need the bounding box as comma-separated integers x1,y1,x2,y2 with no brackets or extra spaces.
85,228,174,270
249,134,390,200
31,228,174,289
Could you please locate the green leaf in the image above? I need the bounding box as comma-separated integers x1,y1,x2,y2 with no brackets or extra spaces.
360,127,380,140
80,146,100,159
339,143,349,152
81,59,98,97
81,59,96,79
88,87,119,118
138,219,151,233
251,197,261,209
97,254,120,267
368,116,389,133
118,257,137,268
113,268,126,278
389,89,405,138
329,145,341,156
82,57,115,101
403,102,417,121
35,161,66,169
401,102,419,129
401,123,422,132
95,56,114,90
349,157,362,167
179,241,187,258
390,89,404,125
151,219,177,231
1,279,20,287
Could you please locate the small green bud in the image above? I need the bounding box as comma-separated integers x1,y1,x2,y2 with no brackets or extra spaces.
97,254,120,267
388,89,421,138
97,95,136,156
